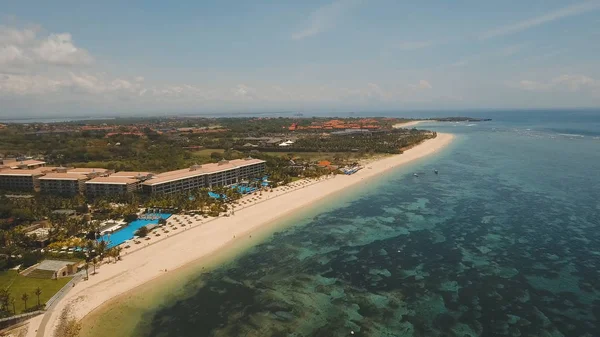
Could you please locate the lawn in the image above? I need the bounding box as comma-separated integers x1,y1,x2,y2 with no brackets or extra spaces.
0,270,72,314
189,148,225,159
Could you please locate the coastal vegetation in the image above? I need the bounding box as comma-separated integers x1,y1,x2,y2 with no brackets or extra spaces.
0,117,435,172
0,116,441,321
0,270,71,315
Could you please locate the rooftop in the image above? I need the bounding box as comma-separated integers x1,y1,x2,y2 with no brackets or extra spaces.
36,259,77,272
0,168,48,176
67,167,110,174
109,171,153,179
143,158,265,186
8,159,47,168
86,176,138,185
39,173,88,181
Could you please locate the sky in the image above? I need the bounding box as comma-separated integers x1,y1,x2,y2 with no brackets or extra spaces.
1,0,600,117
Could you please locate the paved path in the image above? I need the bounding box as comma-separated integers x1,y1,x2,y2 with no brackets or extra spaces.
35,275,81,337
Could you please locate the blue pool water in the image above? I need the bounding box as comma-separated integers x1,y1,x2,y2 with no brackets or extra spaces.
234,185,257,194
98,213,171,248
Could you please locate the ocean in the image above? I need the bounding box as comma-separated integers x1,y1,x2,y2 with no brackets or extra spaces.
85,110,600,337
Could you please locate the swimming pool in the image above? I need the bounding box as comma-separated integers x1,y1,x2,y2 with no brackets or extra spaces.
97,213,171,248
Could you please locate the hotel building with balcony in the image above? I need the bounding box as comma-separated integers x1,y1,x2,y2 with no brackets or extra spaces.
85,176,139,197
141,158,265,194
39,173,88,196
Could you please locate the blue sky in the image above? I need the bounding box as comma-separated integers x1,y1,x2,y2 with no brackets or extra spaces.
1,0,599,117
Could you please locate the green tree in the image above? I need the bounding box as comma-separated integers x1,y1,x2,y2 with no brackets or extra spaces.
21,293,29,310
114,246,122,262
92,257,98,275
0,289,9,313
97,240,107,261
123,213,138,223
34,287,42,308
135,226,149,237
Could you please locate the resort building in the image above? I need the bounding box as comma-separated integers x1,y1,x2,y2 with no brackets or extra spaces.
0,167,55,191
142,158,266,194
1,158,47,169
23,259,82,279
66,167,112,178
39,173,88,195
85,176,138,197
109,171,154,181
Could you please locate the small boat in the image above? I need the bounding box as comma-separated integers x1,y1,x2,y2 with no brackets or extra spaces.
434,169,438,174
413,173,419,177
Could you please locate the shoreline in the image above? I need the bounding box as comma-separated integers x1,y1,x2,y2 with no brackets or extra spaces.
35,132,454,337
392,120,427,128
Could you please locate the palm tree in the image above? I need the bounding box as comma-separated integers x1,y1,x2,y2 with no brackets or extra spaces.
84,261,89,280
114,246,123,262
86,239,95,256
10,297,16,314
21,293,29,310
0,289,9,311
34,287,42,308
92,257,98,275
97,240,107,261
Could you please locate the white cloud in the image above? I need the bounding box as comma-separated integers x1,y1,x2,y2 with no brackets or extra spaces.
0,71,148,97
480,1,600,40
292,0,362,40
0,45,28,64
0,26,37,45
512,74,600,94
411,80,433,90
67,72,144,95
0,73,65,95
0,27,93,67
33,33,93,65
233,84,257,99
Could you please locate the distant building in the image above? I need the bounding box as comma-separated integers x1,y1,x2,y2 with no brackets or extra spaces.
331,129,372,136
142,158,266,194
25,222,51,247
66,167,112,178
39,173,88,196
0,168,52,191
24,259,82,279
86,176,139,197
51,209,77,216
109,171,154,180
109,171,154,190
264,139,282,147
1,159,47,169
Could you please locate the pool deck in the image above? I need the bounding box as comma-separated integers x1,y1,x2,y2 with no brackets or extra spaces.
97,214,171,248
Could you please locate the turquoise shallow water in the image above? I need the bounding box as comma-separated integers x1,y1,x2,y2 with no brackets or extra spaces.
132,111,600,337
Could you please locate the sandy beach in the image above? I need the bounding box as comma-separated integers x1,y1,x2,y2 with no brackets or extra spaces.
393,120,427,128
31,132,453,337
